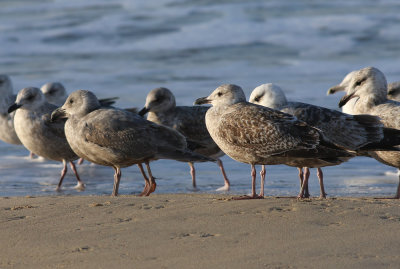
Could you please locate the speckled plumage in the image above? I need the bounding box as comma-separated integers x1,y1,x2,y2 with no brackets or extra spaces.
195,84,352,199
249,83,391,197
331,66,400,198
140,87,229,190
53,90,213,196
11,87,83,190
0,75,21,145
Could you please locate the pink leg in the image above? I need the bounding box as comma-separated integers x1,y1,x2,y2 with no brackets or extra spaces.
29,152,35,159
145,161,156,196
188,162,196,188
233,164,263,200
69,161,85,190
137,163,151,196
112,166,121,197
56,159,68,191
298,167,304,189
259,165,266,197
216,159,230,191
298,167,310,198
317,168,327,199
77,158,84,165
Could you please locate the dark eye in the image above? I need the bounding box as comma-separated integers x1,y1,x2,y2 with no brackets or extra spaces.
254,97,260,102
217,92,222,97
355,78,366,87
48,89,56,95
27,95,34,101
69,99,74,104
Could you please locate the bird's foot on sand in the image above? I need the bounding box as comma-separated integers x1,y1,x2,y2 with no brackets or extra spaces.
74,182,86,191
216,184,230,192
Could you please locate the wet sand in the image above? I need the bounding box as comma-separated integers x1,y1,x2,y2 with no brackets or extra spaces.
1,194,399,268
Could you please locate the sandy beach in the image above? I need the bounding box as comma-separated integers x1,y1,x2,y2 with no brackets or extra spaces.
1,194,399,268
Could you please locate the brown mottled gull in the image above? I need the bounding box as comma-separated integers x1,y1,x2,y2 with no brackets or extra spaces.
195,84,353,199
330,66,400,198
0,75,21,145
8,87,84,191
51,90,215,197
138,87,230,191
250,83,398,198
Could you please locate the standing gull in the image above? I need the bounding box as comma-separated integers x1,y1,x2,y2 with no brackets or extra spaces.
51,90,214,197
328,76,400,110
250,83,398,198
329,66,400,198
195,84,353,199
8,87,84,191
139,87,230,191
0,75,21,145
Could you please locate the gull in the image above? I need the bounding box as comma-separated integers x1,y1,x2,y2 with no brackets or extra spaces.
250,83,398,198
8,87,84,191
0,74,21,145
139,87,230,191
51,90,215,196
329,66,400,198
195,84,354,199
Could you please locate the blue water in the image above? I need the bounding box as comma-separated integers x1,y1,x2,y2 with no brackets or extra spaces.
1,0,399,197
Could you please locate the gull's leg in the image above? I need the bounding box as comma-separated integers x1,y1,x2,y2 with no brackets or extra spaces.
394,169,400,199
69,161,85,190
233,164,263,200
216,159,230,191
259,165,266,197
77,158,84,165
137,163,150,196
188,162,196,189
56,159,68,191
317,168,327,199
145,161,156,196
112,166,121,197
298,167,310,199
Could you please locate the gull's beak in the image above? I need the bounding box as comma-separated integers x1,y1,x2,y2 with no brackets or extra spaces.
8,103,22,114
327,85,346,95
194,97,210,105
50,108,67,122
138,107,149,117
338,92,357,108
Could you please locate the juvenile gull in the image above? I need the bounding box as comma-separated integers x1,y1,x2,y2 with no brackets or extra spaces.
51,90,215,197
8,87,84,191
41,82,67,106
195,84,353,199
328,75,400,111
41,81,119,108
250,83,397,198
330,66,400,198
139,87,230,191
0,75,21,145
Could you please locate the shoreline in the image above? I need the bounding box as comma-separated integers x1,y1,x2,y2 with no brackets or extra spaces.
1,194,400,268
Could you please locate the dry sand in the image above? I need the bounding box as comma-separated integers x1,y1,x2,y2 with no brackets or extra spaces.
1,194,399,269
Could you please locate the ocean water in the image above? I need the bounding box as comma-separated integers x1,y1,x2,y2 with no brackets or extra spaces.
1,0,400,197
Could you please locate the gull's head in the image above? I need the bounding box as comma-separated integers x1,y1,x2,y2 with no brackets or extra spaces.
8,87,45,113
194,84,246,107
0,74,13,96
387,81,400,101
337,67,387,108
327,70,357,95
51,90,100,121
41,82,67,106
249,83,287,109
139,87,176,116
